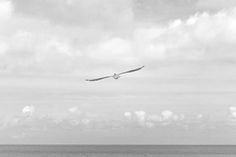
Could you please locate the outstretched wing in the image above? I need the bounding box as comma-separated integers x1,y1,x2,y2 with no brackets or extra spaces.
118,66,145,75
85,76,111,81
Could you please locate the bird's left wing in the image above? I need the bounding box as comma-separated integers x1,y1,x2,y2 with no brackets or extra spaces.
85,76,111,81
118,66,145,75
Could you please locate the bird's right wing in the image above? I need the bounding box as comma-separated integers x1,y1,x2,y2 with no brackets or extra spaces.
118,66,145,75
85,76,111,81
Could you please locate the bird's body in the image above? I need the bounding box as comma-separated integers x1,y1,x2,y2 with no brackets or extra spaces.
86,66,144,81
113,73,120,79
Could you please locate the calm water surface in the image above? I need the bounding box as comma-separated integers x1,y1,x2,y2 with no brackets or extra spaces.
0,145,236,157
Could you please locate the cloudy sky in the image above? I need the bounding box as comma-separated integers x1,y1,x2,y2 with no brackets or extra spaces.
1,0,236,144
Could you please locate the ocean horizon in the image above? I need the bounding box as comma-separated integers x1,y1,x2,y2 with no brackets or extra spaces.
1,145,236,157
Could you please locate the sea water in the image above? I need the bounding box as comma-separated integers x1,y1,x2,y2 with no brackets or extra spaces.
0,145,236,157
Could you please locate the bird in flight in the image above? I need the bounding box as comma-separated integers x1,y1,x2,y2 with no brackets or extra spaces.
86,66,145,81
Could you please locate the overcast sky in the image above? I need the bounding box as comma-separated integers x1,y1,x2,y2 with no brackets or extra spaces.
1,0,236,144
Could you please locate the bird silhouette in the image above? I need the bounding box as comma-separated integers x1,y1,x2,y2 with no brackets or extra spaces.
86,66,145,81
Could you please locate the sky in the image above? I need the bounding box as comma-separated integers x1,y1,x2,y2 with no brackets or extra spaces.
1,0,236,144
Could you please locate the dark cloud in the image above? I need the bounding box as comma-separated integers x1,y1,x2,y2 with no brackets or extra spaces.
11,0,134,30
133,0,198,23
196,0,236,11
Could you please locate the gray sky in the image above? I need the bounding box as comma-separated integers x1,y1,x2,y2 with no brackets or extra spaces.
1,0,236,144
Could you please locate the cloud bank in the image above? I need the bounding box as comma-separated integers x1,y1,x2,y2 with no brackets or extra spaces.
124,110,185,128
0,1,236,75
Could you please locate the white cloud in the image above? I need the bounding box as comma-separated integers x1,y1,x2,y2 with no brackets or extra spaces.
229,106,236,119
232,112,236,118
0,107,96,131
88,38,137,64
125,110,184,128
44,39,81,57
134,110,146,122
22,105,35,116
134,8,236,63
160,110,184,122
68,106,81,114
161,110,173,120
0,0,12,21
133,110,158,128
197,114,203,119
124,112,132,119
0,42,8,55
229,106,236,112
64,107,96,126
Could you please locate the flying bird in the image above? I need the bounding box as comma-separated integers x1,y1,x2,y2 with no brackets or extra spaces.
86,66,145,81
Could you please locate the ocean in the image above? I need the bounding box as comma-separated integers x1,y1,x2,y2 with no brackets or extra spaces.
0,145,236,157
